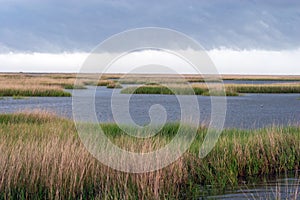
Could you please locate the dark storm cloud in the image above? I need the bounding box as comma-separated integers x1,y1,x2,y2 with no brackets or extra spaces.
0,0,299,52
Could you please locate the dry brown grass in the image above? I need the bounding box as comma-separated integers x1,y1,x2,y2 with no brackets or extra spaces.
0,111,299,199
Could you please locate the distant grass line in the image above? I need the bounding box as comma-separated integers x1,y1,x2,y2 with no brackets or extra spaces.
97,80,122,88
0,111,299,199
121,84,300,96
0,88,71,97
121,85,237,96
63,84,87,89
121,85,208,95
228,84,300,93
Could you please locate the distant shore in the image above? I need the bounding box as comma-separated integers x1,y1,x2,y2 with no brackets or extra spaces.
1,73,300,97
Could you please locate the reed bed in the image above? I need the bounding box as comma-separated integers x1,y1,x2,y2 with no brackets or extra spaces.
0,73,91,96
121,84,237,96
121,83,300,96
227,84,300,93
0,111,299,199
1,73,300,97
0,86,71,97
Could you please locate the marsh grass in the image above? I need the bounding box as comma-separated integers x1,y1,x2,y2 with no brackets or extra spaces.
0,111,299,199
106,82,123,89
121,85,236,96
1,73,300,97
121,83,300,96
12,95,28,100
63,84,87,89
228,84,300,93
0,88,71,97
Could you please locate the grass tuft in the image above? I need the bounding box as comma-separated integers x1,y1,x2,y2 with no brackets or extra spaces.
63,84,87,89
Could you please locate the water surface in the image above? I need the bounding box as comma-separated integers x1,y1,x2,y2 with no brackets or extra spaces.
0,86,299,129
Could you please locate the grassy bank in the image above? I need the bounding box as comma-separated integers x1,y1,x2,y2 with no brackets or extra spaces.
0,112,299,199
228,84,300,93
120,85,238,96
121,84,300,96
0,88,71,97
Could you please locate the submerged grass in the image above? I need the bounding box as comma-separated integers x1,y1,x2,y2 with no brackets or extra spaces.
0,111,299,199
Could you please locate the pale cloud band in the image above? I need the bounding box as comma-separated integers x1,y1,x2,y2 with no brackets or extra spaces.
0,49,299,75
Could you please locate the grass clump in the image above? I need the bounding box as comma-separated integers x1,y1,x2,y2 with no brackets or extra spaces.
121,83,300,96
97,80,122,88
227,84,300,93
0,111,299,199
63,84,87,89
12,95,28,100
97,79,112,86
121,85,228,96
0,88,71,97
106,82,122,89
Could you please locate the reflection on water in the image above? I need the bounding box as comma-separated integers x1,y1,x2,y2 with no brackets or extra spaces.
207,174,300,199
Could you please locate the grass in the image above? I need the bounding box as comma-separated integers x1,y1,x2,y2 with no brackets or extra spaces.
0,88,71,97
1,73,299,97
106,82,122,89
97,80,123,88
121,85,209,95
0,111,299,199
63,84,87,89
121,83,300,96
228,84,300,93
121,85,237,96
12,95,28,100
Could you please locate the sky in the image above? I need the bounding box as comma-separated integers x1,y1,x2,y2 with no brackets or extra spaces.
0,0,300,74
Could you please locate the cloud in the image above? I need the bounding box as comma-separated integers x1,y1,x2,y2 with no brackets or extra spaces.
0,0,300,52
0,49,299,75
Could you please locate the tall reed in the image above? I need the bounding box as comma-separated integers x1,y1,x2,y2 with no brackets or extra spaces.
0,111,299,199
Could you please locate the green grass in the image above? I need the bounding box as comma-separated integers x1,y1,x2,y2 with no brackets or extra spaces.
12,95,28,100
0,112,299,199
229,85,300,93
0,88,71,97
121,84,300,96
63,84,87,89
121,85,206,95
121,85,236,96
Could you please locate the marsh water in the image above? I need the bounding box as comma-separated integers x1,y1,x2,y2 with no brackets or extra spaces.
206,174,300,199
0,81,299,198
0,86,299,129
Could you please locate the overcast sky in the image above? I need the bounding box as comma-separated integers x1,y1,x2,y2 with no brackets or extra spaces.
0,0,299,74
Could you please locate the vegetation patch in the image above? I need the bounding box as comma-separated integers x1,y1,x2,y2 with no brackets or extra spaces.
228,84,300,93
12,95,28,100
63,84,87,89
121,85,234,96
0,112,299,199
106,82,122,89
121,84,300,96
0,88,71,97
